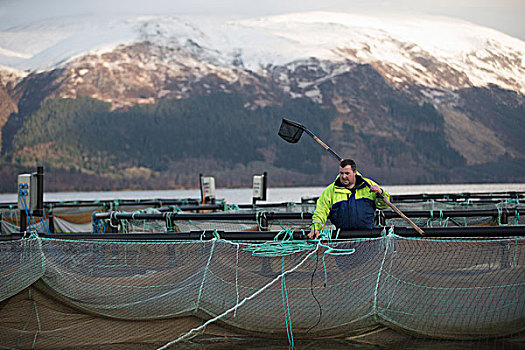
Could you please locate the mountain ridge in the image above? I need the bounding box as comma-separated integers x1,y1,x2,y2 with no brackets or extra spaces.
0,12,523,191
2,12,524,92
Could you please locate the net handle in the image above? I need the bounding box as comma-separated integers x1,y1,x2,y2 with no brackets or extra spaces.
279,118,342,161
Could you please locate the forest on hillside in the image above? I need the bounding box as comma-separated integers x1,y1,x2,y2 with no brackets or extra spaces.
0,91,523,192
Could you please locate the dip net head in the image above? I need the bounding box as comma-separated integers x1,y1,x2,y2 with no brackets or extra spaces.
278,118,304,143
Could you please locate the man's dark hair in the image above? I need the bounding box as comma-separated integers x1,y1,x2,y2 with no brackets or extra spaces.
340,158,356,171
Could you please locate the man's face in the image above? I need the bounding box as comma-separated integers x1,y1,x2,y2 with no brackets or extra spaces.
339,165,356,187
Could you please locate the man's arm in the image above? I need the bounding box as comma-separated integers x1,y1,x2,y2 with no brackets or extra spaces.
370,184,391,210
308,185,333,239
362,177,390,209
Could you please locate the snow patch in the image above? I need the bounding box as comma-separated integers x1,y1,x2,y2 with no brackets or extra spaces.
0,11,523,93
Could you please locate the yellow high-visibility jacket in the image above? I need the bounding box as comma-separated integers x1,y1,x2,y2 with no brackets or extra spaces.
312,174,390,230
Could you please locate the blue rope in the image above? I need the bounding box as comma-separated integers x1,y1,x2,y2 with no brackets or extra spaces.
21,197,47,233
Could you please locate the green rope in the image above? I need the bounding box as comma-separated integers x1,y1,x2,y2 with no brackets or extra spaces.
108,212,119,229
320,227,338,240
426,209,433,227
111,200,120,211
157,246,320,350
439,210,450,227
242,229,314,257
244,227,355,287
225,204,240,211
166,212,174,232
244,240,315,257
318,240,355,286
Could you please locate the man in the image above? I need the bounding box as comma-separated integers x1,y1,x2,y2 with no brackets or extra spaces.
308,159,390,239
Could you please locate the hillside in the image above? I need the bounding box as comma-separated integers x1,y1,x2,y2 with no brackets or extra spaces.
0,12,524,191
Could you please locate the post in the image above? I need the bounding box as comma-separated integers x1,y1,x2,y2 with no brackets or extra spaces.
500,210,508,225
20,210,27,232
252,172,267,205
33,166,44,217
257,212,269,231
107,215,120,233
48,214,55,233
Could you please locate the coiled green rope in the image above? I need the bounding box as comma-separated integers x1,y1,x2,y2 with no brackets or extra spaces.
243,229,314,257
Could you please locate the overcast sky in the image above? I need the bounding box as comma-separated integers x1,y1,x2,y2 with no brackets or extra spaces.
1,0,524,40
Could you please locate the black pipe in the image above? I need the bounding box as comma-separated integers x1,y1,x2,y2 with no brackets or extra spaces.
389,225,525,238
92,211,310,221
35,231,303,241
92,208,524,222
391,193,524,202
381,208,523,219
11,225,525,241
0,233,23,241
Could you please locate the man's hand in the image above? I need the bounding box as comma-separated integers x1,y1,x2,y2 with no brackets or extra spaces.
369,185,383,194
307,229,319,239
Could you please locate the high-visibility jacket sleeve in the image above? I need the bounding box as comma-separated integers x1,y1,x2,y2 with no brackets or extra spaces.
362,177,391,210
374,184,391,210
311,184,333,231
375,187,391,209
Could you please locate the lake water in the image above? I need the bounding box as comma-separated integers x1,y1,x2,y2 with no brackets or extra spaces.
1,183,524,204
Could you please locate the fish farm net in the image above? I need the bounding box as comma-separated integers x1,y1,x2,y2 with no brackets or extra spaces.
0,233,523,348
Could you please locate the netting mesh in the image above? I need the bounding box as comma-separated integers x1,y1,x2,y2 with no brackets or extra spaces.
1,234,523,348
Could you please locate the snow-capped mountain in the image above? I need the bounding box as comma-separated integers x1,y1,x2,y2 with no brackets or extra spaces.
0,11,524,189
1,12,524,94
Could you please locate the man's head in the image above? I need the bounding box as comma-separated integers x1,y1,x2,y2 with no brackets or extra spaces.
340,159,356,171
339,159,357,188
